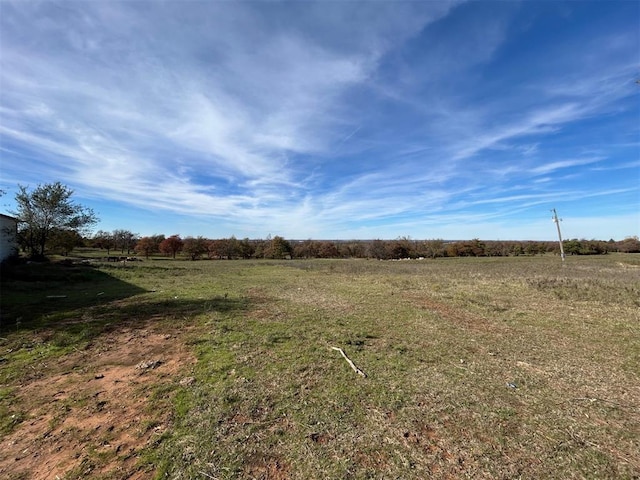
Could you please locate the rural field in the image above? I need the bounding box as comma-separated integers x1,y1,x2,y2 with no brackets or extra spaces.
0,253,639,479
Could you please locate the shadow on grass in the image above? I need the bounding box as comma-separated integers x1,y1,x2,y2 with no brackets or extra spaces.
0,261,148,331
32,295,249,352
0,262,249,336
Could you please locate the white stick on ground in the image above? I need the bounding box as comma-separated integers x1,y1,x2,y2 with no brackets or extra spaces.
331,346,367,378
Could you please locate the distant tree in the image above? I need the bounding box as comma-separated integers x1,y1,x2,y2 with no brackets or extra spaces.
293,240,319,259
509,242,524,256
264,235,292,259
618,236,640,253
580,239,609,255
252,238,269,258
368,239,388,259
469,239,486,256
159,234,183,258
135,236,157,259
183,236,208,260
209,236,242,259
149,234,166,252
48,228,84,256
340,241,365,258
445,242,459,257
563,239,582,256
92,230,115,255
421,239,445,259
225,236,241,259
389,236,415,259
206,239,226,259
113,229,137,254
12,182,98,258
524,242,540,256
317,241,340,258
238,238,255,259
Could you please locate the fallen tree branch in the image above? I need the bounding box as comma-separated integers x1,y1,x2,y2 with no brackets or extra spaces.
331,347,366,378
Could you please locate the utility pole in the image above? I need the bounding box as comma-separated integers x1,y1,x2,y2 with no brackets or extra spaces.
551,208,565,262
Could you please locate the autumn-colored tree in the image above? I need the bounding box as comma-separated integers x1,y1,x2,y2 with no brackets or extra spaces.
317,241,339,258
159,235,184,258
205,239,225,259
183,236,208,260
389,236,415,259
293,240,319,259
618,236,640,253
135,236,157,259
340,241,365,258
367,239,388,259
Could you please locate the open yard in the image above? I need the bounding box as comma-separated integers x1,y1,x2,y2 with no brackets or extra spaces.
1,254,639,479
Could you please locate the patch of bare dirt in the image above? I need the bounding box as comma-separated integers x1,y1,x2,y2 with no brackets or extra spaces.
243,455,290,480
0,324,196,480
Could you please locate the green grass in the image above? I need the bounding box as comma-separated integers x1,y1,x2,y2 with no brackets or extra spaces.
1,254,639,478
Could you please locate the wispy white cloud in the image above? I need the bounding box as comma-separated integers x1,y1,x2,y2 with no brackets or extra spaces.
1,1,637,240
530,157,605,175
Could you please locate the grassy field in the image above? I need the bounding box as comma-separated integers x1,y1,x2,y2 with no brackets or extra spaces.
1,254,639,479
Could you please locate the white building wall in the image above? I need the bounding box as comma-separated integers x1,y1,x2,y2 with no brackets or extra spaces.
0,214,18,262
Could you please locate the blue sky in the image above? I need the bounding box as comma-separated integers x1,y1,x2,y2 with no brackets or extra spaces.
1,1,638,240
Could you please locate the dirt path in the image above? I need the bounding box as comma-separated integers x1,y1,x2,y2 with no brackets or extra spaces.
0,324,195,480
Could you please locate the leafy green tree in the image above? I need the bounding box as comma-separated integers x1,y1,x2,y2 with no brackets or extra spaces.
563,239,582,256
12,182,98,258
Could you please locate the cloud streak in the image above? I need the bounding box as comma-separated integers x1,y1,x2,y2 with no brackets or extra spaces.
1,1,637,239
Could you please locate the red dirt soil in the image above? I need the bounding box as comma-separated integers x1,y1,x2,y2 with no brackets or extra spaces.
0,325,195,480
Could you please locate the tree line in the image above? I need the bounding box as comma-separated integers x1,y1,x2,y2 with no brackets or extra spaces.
85,234,639,260
6,182,640,261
